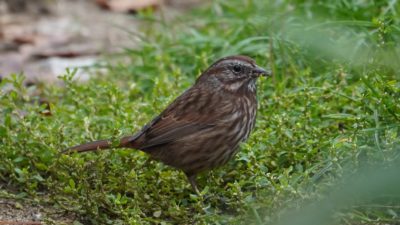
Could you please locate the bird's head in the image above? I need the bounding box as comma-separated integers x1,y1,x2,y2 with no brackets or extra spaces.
196,55,271,93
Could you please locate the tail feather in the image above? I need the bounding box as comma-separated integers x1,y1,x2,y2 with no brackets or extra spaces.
62,139,112,154
62,135,139,154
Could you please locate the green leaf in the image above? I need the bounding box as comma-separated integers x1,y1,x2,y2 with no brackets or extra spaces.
69,179,76,189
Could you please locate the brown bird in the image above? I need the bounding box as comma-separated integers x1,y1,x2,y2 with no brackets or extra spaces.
63,55,271,192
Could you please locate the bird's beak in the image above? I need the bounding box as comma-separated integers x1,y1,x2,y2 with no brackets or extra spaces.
253,66,272,77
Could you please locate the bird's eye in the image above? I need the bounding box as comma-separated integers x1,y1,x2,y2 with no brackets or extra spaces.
232,64,242,73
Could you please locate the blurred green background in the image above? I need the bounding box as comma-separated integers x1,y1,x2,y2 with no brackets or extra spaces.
0,0,399,224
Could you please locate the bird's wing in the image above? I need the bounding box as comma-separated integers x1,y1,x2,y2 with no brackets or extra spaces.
126,87,229,150
138,115,215,150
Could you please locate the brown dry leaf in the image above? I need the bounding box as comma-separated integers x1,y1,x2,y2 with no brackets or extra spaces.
31,42,100,58
0,221,42,225
12,34,38,45
96,0,161,13
3,26,36,46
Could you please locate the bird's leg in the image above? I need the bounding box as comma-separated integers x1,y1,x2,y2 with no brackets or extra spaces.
185,172,200,194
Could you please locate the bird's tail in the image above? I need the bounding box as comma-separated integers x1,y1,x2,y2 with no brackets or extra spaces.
62,139,112,154
62,136,134,154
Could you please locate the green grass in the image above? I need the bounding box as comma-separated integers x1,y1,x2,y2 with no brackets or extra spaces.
1,0,400,224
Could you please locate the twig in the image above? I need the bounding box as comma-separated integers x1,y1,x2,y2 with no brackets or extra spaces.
0,221,42,225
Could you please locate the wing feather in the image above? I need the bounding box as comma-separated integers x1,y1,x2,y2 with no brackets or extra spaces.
127,87,228,150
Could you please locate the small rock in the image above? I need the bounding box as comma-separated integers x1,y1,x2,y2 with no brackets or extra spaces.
24,56,99,84
33,212,42,221
153,210,162,218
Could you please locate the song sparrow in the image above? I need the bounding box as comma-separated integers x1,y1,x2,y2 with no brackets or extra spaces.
63,55,271,192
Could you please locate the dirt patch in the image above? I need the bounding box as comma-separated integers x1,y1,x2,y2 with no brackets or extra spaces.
0,0,140,84
0,198,76,224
